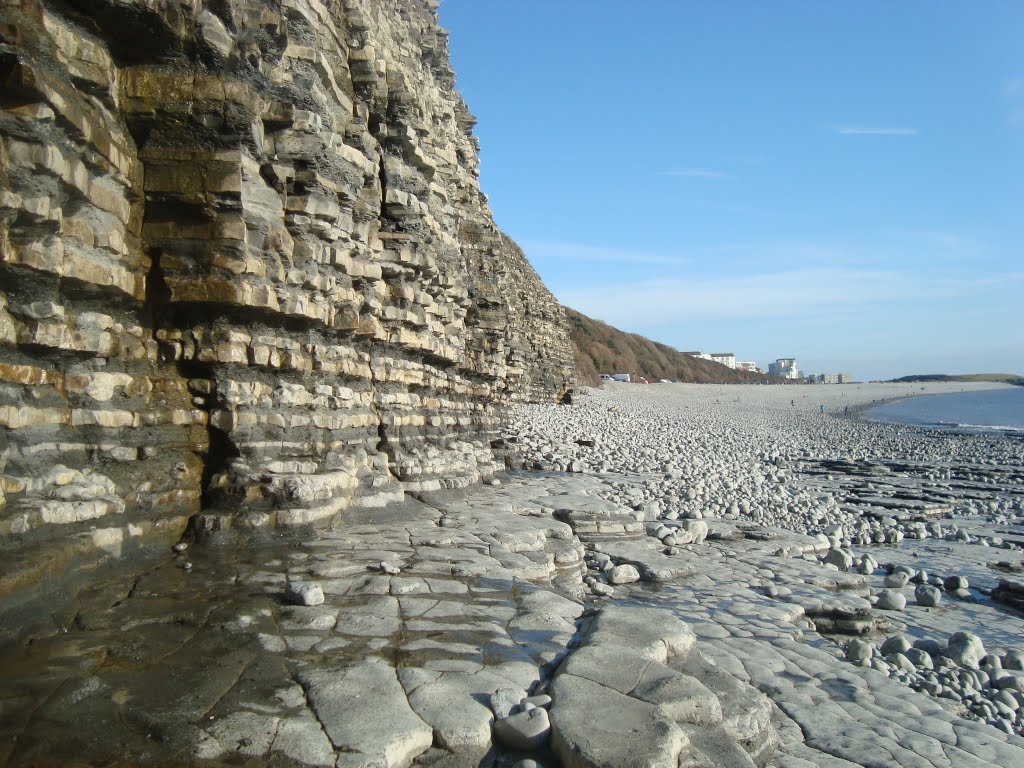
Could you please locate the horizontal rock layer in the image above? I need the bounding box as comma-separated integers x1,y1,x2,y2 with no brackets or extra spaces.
0,0,574,558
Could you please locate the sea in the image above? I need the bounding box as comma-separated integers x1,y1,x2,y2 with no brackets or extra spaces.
864,387,1024,434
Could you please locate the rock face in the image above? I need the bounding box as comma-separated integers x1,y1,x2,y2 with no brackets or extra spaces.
0,0,574,557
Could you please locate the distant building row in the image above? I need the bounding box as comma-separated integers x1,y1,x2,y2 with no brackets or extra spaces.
684,352,763,374
686,353,853,383
769,358,852,383
807,372,853,384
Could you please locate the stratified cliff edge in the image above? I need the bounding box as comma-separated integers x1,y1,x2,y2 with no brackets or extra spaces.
0,0,575,561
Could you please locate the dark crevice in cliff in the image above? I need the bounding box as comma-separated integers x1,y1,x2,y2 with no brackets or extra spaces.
60,0,188,65
143,249,231,518
142,248,172,334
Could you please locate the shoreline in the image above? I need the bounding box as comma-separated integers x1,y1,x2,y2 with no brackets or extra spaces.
856,386,1024,435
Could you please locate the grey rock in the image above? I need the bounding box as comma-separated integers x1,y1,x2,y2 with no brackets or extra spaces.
285,582,325,607
875,589,906,611
491,686,528,720
549,674,688,768
889,653,917,674
585,605,696,663
297,662,432,767
914,583,942,607
905,648,934,670
944,574,969,592
607,564,640,585
914,638,946,657
880,635,911,656
993,671,1024,692
883,572,909,588
406,672,503,758
947,632,987,669
523,694,552,709
823,548,853,571
845,639,873,663
679,519,709,545
1004,650,1024,671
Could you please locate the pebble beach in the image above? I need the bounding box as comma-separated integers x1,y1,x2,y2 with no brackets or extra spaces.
503,381,1024,765
4,381,1024,767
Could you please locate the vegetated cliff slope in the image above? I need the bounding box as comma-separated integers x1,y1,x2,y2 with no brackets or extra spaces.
0,0,575,564
566,308,772,385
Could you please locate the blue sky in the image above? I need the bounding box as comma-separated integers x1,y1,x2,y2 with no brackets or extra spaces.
438,1,1023,381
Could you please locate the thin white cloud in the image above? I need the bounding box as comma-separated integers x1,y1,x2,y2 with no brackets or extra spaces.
913,230,970,248
674,198,798,220
836,126,917,136
521,239,691,266
659,168,731,179
558,267,1013,327
893,230,989,263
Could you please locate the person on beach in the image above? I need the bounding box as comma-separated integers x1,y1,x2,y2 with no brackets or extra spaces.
819,404,825,413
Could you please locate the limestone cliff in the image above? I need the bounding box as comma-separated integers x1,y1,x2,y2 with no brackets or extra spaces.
0,0,574,560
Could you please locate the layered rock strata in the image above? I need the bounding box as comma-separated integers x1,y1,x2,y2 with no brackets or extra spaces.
0,0,574,565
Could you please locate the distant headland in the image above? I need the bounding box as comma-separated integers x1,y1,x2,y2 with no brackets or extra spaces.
889,373,1024,386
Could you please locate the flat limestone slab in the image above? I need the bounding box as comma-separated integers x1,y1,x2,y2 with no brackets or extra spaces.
297,661,432,768
559,643,723,727
550,673,689,768
405,670,514,759
541,493,632,516
598,537,703,581
584,604,697,664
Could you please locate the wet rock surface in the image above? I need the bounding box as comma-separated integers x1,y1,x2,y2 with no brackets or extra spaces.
0,475,590,766
4,381,1024,766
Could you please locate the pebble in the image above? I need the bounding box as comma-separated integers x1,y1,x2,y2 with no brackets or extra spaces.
607,564,640,585
846,638,873,662
881,635,912,656
284,582,325,607
914,584,942,607
875,589,907,611
493,708,551,751
947,631,986,669
944,575,969,592
490,687,527,720
884,572,909,588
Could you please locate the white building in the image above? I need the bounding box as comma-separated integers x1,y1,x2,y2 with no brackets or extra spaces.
685,351,712,360
710,352,736,369
736,361,761,373
769,358,800,379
